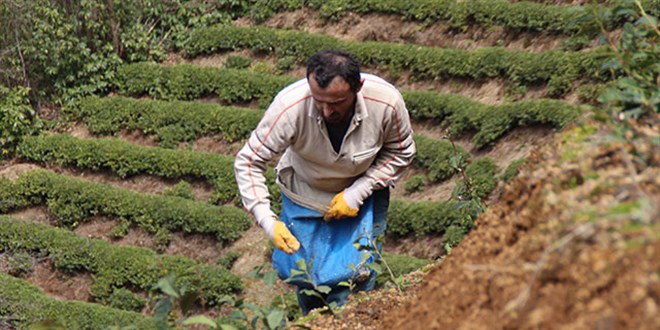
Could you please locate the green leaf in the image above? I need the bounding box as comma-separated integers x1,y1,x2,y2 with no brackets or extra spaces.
263,270,278,286
295,259,307,271
156,275,180,298
367,263,382,274
220,325,240,330
601,60,621,70
229,310,247,320
182,315,218,328
289,269,304,276
316,285,332,294
300,289,322,298
636,15,658,28
266,309,285,329
244,303,265,317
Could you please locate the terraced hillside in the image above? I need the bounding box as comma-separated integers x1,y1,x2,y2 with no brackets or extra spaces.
0,0,658,329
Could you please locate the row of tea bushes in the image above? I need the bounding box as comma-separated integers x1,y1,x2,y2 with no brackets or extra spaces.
115,64,582,148
0,170,251,243
68,96,263,148
0,272,157,329
269,0,658,34
115,62,296,104
0,216,242,308
18,134,239,204
185,25,606,96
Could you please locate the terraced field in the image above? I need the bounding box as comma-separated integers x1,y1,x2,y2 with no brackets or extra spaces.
1,0,658,329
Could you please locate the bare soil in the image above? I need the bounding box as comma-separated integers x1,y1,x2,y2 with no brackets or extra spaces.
302,124,660,330
237,10,566,52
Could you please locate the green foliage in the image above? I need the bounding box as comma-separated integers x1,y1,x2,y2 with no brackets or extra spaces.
387,199,470,237
0,273,156,330
375,252,431,288
472,99,582,149
116,63,296,105
6,250,34,276
275,55,297,72
0,178,29,212
413,134,469,182
442,225,468,251
502,158,526,183
176,266,300,330
404,175,426,194
162,181,195,200
108,288,146,312
1,169,251,242
0,216,242,306
0,86,40,156
0,0,234,104
185,25,607,94
216,251,241,269
68,96,263,147
453,157,499,200
120,63,582,148
17,134,238,203
597,2,660,120
269,291,302,322
225,55,253,69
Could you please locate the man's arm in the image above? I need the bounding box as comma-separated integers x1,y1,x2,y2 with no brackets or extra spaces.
234,98,297,237
363,96,416,189
325,96,416,220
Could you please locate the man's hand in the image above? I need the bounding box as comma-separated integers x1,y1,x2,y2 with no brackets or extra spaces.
273,221,300,254
324,191,359,220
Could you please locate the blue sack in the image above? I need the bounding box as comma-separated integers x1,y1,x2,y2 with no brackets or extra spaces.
272,193,376,288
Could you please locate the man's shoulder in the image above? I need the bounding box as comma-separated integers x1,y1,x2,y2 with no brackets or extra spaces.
275,78,311,106
360,73,403,105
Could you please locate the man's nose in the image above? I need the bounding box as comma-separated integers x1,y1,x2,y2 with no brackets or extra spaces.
321,103,334,116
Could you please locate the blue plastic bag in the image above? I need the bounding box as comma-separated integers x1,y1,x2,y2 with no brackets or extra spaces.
272,193,376,288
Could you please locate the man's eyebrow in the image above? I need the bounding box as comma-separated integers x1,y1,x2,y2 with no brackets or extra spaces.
312,96,345,104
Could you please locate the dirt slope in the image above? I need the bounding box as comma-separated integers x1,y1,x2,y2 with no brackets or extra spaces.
304,122,659,330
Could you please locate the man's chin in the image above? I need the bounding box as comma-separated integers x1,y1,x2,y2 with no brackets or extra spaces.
323,116,342,124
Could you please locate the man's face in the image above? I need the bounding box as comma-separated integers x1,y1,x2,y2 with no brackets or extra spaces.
308,74,361,124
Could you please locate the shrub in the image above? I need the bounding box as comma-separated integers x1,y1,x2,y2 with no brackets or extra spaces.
108,288,146,312
225,55,252,69
162,181,195,200
6,169,251,242
413,134,469,182
7,251,34,276
0,272,157,329
376,252,431,287
404,175,426,194
0,216,243,305
0,86,39,156
387,199,470,237
453,157,499,199
597,3,660,120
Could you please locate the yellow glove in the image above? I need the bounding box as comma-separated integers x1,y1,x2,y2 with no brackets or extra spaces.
324,191,359,221
273,221,300,254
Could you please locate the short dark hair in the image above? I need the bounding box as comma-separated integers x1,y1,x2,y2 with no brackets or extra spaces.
306,49,361,92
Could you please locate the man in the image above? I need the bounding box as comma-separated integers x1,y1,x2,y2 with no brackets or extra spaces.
234,49,415,314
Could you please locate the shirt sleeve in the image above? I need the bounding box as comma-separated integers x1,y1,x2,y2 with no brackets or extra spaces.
360,94,416,191
234,97,298,236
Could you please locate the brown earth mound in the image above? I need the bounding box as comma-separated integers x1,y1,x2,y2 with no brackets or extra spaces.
303,123,659,330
